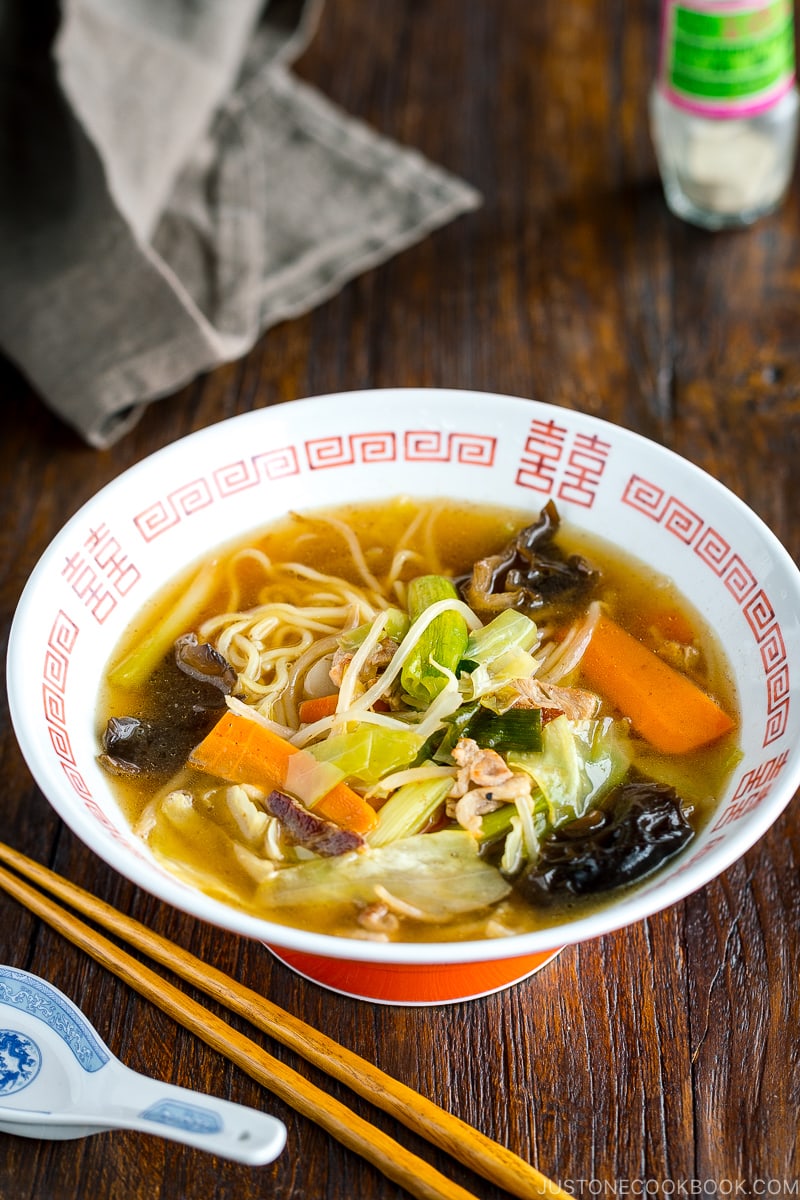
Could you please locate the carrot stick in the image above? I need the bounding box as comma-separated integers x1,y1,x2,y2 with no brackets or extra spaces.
579,613,735,755
298,694,340,724
188,711,377,834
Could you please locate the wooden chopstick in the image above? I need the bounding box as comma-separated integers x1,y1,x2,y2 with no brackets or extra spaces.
0,855,481,1200
0,842,568,1200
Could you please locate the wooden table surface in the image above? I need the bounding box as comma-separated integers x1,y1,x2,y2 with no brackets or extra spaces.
2,2,799,1197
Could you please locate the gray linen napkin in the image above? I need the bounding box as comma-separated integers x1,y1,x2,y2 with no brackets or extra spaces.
0,0,480,447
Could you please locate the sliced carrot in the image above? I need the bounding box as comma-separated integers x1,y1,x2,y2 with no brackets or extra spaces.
580,613,735,755
189,712,291,784
188,710,377,834
314,781,377,832
298,693,340,724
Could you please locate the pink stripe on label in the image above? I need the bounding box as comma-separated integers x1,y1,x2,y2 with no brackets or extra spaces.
659,73,796,118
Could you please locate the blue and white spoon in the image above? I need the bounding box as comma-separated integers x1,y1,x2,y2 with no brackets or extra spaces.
0,965,286,1165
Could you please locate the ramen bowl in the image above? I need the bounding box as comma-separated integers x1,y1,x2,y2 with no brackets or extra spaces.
8,389,800,1004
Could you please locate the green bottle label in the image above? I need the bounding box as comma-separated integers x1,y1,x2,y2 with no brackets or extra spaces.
660,0,796,116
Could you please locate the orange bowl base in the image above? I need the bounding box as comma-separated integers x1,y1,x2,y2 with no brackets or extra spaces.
265,945,563,1005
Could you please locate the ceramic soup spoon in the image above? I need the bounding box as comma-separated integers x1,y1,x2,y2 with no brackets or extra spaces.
0,965,286,1165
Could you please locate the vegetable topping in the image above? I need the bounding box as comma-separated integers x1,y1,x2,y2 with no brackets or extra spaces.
580,612,735,754
188,709,378,835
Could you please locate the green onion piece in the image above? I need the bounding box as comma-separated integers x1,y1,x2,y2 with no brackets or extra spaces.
479,804,517,842
432,702,482,763
457,658,480,675
412,732,444,766
462,706,543,754
400,576,469,706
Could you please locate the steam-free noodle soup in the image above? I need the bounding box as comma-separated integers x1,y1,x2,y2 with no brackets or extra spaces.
97,497,739,943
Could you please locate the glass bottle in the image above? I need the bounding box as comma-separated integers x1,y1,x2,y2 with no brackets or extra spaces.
650,0,800,229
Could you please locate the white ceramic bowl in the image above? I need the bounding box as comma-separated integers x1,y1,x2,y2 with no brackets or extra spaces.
8,390,800,1004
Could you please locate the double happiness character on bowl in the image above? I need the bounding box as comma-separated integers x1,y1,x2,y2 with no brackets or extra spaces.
8,390,800,1004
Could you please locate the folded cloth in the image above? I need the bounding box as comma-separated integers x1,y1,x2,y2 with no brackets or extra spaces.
0,0,480,446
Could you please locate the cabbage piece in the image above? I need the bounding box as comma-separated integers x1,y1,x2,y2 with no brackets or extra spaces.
285,751,346,804
306,726,424,787
462,648,542,701
460,609,541,701
254,830,511,916
149,789,264,907
479,791,548,876
512,788,543,862
367,773,453,847
465,608,539,661
508,714,632,828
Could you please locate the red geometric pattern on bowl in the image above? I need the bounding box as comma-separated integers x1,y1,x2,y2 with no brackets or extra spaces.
213,447,300,496
134,478,215,541
622,474,790,747
306,432,396,469
132,428,499,541
41,611,91,800
39,612,156,859
136,451,301,540
694,527,757,602
404,430,496,465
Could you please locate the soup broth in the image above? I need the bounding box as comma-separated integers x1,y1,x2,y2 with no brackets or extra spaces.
97,497,740,943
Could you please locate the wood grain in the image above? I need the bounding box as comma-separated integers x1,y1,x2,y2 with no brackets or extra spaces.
0,842,566,1200
1,2,799,1198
